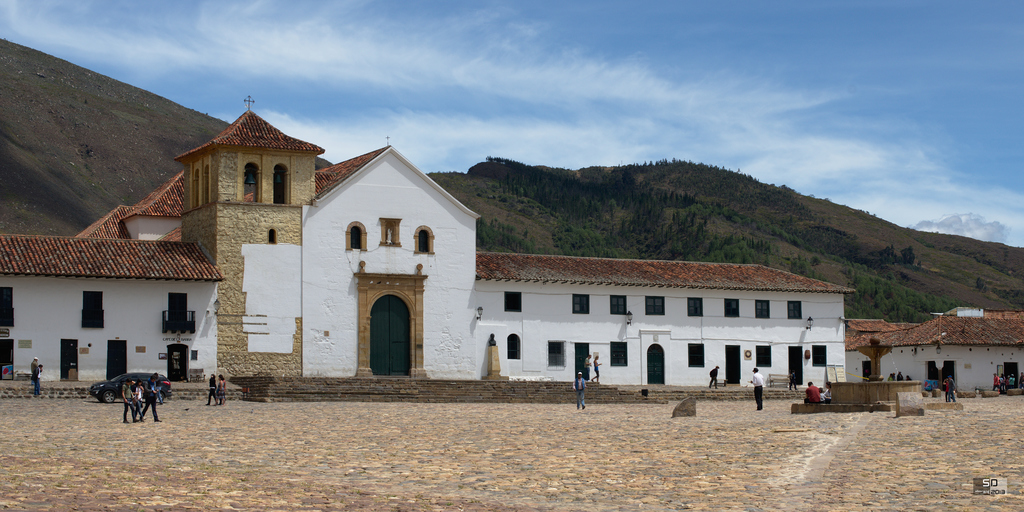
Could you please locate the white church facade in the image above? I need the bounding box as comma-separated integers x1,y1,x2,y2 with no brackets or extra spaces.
0,110,852,386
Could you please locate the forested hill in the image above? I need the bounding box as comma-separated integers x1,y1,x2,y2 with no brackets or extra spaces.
431,157,1024,323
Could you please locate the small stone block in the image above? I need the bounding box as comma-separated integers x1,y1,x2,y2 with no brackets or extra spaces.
672,397,697,417
1007,388,1023,396
956,391,976,398
982,391,1000,398
895,392,924,417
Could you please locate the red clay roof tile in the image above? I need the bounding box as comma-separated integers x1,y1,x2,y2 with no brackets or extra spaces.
315,147,388,197
76,205,133,239
846,315,1024,349
476,252,854,293
0,235,221,281
175,110,324,161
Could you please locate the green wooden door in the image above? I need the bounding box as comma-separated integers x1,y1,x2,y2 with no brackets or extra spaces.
370,295,410,376
647,344,665,384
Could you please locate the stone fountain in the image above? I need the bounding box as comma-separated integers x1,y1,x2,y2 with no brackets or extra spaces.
831,337,921,405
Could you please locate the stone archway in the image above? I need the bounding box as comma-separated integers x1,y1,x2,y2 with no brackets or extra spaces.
355,266,427,378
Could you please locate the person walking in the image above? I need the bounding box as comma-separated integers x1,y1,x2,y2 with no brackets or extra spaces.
583,355,592,382
591,353,600,383
751,368,765,410
207,374,217,406
139,373,161,422
122,378,137,424
217,374,227,406
944,376,957,403
30,359,41,396
788,371,796,390
573,371,586,410
709,366,720,389
132,379,144,421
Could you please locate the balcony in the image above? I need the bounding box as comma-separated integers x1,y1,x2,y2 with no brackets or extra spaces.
81,309,104,328
163,310,196,333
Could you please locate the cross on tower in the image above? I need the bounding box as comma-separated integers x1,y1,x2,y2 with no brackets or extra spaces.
244,95,255,111
386,136,390,147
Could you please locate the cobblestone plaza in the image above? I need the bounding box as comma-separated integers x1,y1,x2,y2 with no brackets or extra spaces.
0,395,1020,511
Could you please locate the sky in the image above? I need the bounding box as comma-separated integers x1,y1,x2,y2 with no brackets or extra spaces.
2,1,1023,246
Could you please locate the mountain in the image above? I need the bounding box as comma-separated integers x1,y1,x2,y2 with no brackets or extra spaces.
431,157,1024,322
4,40,1023,322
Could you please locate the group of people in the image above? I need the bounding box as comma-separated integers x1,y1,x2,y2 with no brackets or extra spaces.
886,372,912,381
993,372,1023,393
943,375,957,402
803,381,833,404
207,374,227,405
120,374,163,423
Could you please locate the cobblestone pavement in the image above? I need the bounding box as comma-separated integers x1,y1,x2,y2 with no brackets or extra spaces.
0,395,1021,511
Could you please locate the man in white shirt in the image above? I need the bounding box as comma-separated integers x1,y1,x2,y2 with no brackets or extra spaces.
751,368,765,410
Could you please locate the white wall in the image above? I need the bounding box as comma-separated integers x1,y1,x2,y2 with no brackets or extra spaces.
0,275,217,381
242,243,302,353
845,344,1024,390
301,151,479,378
123,216,181,240
473,281,847,385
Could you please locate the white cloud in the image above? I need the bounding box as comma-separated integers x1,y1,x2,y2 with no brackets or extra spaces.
912,214,1009,244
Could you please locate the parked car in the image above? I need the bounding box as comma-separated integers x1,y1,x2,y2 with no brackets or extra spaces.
89,373,172,403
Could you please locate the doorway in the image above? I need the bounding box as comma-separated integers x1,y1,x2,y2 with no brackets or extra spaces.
167,343,189,382
0,339,12,379
942,360,955,382
861,360,871,380
106,340,127,379
725,345,741,384
788,346,804,385
574,343,590,377
370,295,410,376
647,344,664,384
60,339,78,380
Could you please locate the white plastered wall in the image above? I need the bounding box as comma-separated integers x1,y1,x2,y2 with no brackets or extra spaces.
473,281,847,385
241,244,302,353
0,275,217,381
301,150,479,378
845,344,1024,390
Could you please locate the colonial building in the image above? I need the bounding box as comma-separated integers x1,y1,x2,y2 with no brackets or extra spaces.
845,308,1024,389
0,110,852,386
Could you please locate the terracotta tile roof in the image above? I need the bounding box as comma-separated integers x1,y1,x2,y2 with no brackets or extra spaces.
846,316,1024,350
476,252,854,293
76,205,133,239
130,172,184,218
315,147,388,197
175,110,324,162
160,227,182,242
0,235,221,281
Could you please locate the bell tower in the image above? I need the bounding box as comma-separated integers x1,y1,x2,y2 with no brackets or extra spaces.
175,110,325,377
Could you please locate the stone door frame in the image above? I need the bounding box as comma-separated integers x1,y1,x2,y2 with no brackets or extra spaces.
355,267,427,378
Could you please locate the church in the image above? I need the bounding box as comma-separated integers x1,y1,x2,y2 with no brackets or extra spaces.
0,110,852,386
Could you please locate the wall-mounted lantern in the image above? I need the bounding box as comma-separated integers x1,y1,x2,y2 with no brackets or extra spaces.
626,311,633,325
806,317,814,330
476,306,483,321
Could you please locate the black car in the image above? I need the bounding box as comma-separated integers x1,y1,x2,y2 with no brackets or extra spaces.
89,373,172,403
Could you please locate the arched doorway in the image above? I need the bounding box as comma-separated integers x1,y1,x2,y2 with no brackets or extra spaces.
370,295,410,375
647,344,665,384
166,343,189,382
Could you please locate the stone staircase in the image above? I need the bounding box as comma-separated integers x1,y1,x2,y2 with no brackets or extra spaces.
229,377,807,404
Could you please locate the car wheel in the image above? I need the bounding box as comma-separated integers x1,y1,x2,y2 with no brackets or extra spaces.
101,389,117,403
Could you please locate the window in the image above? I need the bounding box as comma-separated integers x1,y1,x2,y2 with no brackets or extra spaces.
812,345,827,366
415,227,434,254
687,297,703,317
507,334,521,360
243,163,259,202
572,294,590,314
347,222,366,251
268,229,277,244
272,164,287,204
788,301,803,320
0,287,12,327
756,345,772,366
610,342,628,366
505,292,522,312
82,291,104,328
547,341,565,367
724,299,739,317
755,300,770,319
688,343,705,367
610,295,627,315
645,296,665,315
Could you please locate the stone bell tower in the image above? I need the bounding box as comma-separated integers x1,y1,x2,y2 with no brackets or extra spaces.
176,109,325,376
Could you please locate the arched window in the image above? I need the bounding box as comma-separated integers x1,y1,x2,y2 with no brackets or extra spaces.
414,226,434,254
273,164,287,204
347,222,367,251
507,334,521,360
191,167,201,207
269,229,277,244
201,165,210,204
244,163,259,202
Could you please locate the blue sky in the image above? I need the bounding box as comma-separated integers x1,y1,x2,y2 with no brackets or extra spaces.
2,1,1023,246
